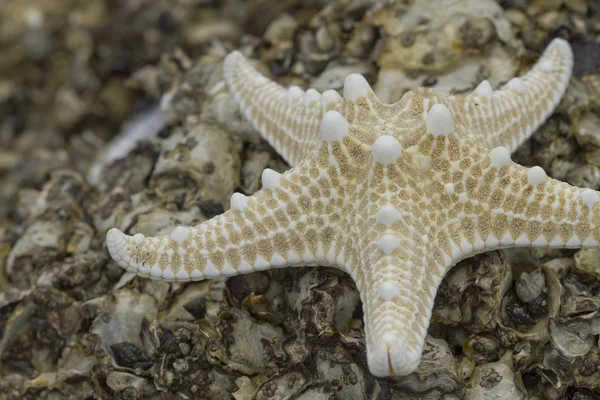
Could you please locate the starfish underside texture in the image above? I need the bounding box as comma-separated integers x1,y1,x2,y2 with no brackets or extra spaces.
108,38,595,377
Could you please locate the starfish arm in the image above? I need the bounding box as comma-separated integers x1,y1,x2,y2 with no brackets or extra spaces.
224,51,344,166
356,253,445,377
449,152,600,256
343,128,449,377
106,162,347,281
445,38,573,152
351,213,446,377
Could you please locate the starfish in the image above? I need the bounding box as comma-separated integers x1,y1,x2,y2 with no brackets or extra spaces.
106,38,592,377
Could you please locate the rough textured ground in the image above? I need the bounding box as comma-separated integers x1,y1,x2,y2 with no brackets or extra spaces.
1,0,600,399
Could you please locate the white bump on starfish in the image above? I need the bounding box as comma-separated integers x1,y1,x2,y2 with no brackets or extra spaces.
581,189,600,208
170,226,190,244
425,104,455,137
222,265,239,276
444,183,455,195
377,281,400,300
505,77,526,93
132,233,145,244
150,263,162,279
203,263,222,278
320,111,349,143
190,268,204,280
237,260,255,274
162,267,176,282
287,86,304,101
303,88,321,106
230,192,248,210
372,135,402,165
375,205,402,226
472,80,494,99
343,73,372,101
527,166,547,186
261,168,281,190
488,146,512,168
175,268,189,281
321,89,342,112
378,235,401,254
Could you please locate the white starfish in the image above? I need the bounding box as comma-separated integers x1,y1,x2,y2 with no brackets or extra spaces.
107,39,593,377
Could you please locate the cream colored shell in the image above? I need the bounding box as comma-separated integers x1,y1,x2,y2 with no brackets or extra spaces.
107,39,590,377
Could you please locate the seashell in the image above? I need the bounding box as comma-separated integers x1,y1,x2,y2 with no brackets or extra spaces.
497,266,562,341
464,353,525,399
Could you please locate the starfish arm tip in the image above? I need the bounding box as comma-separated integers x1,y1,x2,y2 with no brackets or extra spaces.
368,338,422,377
223,50,244,79
223,51,324,166
106,228,129,267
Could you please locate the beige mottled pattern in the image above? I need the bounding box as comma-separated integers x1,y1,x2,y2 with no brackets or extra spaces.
107,39,591,377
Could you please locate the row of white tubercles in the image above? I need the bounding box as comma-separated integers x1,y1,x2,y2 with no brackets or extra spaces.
133,68,597,282
366,101,466,370
470,43,562,102
470,76,526,102
366,106,456,363
484,142,600,248
286,85,344,114
231,167,291,266
134,165,285,281
471,50,564,150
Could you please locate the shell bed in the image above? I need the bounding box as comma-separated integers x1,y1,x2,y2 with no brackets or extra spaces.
107,38,594,377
